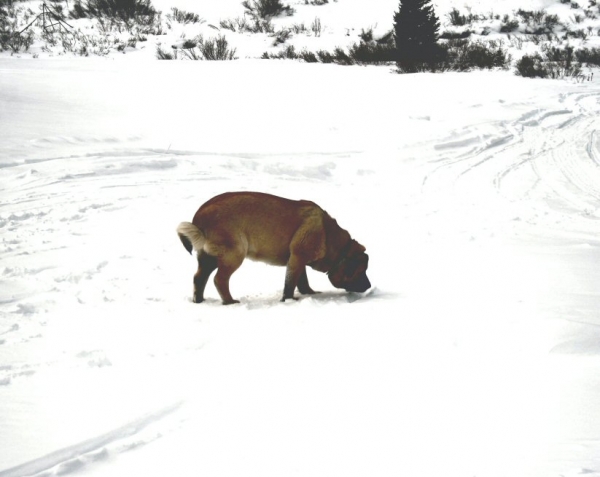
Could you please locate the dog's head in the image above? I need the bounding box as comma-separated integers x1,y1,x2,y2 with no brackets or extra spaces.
328,240,371,293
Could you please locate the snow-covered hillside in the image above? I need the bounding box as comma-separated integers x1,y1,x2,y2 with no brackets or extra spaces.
2,0,600,63
2,0,600,476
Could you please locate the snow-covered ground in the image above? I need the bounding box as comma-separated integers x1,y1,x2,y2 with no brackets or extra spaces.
2,58,600,477
2,0,600,474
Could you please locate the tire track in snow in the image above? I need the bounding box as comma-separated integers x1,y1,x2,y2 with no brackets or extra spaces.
421,85,600,239
422,125,519,191
587,129,600,167
0,402,183,477
522,112,600,219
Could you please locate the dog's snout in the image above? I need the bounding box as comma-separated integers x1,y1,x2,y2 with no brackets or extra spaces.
346,274,371,293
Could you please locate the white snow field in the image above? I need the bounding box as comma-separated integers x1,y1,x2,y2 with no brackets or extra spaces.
1,56,600,477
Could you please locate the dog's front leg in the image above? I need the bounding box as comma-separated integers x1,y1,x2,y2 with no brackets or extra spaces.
282,255,305,301
284,224,324,302
297,268,318,295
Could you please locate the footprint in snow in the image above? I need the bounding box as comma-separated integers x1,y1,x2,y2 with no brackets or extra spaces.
0,366,36,386
76,350,113,368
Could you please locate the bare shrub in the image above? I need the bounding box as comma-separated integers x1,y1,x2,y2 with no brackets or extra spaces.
242,0,293,20
168,7,202,24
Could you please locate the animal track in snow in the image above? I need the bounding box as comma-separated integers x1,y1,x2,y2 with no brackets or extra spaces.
0,364,37,386
76,351,113,369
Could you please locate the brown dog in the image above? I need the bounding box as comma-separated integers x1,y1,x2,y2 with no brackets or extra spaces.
177,191,371,304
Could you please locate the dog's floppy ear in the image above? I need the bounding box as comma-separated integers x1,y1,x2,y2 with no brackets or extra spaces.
350,240,366,254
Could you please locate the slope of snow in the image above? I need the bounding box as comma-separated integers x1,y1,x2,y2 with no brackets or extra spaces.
1,38,600,477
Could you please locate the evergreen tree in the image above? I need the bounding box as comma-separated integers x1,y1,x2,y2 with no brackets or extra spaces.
394,0,441,72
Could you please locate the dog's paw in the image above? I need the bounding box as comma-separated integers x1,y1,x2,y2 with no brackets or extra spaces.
281,296,299,302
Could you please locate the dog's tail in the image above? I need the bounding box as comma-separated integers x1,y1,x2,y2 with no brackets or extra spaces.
177,222,205,255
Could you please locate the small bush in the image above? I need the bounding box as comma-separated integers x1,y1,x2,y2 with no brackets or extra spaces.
0,5,36,53
220,16,273,33
516,46,582,79
169,7,202,24
446,7,484,26
221,15,273,33
311,16,321,36
546,61,582,78
516,9,545,25
166,35,237,60
348,29,396,64
263,45,320,62
242,0,293,20
69,0,87,18
543,13,560,31
220,17,248,32
358,27,373,42
263,44,298,59
70,0,158,27
250,18,274,33
264,45,356,65
576,47,600,66
316,49,334,63
290,23,307,34
300,50,318,62
543,44,574,63
331,47,354,65
440,29,472,39
500,17,520,33
514,9,560,34
1,30,34,52
271,27,291,45
447,8,468,26
516,53,547,78
52,30,127,56
198,34,237,60
349,41,395,63
563,28,588,39
442,40,511,71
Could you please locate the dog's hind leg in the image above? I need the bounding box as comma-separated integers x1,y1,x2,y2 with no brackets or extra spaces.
193,252,218,303
214,252,244,305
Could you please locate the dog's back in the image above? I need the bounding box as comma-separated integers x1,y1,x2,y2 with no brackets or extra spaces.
192,192,325,265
